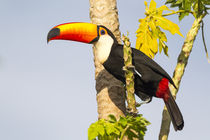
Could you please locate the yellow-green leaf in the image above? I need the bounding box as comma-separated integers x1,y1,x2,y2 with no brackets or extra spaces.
149,0,157,12
135,0,183,58
163,45,169,57
156,27,167,42
155,16,184,37
159,40,163,53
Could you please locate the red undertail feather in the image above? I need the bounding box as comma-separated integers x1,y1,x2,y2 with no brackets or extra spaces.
156,78,170,101
156,78,184,131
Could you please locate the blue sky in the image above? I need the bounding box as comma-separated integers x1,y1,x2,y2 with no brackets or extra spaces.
0,0,210,140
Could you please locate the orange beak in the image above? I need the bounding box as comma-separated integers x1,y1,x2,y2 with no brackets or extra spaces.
47,22,98,44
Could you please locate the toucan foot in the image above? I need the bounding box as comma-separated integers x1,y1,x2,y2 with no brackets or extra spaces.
136,91,152,104
126,107,138,117
122,65,135,72
137,98,152,106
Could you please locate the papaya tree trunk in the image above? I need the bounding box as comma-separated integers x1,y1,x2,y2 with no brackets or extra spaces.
89,0,126,120
159,14,206,140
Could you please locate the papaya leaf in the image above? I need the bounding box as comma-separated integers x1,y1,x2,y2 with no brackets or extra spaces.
163,44,169,57
203,0,210,5
166,0,210,20
136,0,183,58
88,114,150,140
105,123,120,136
96,123,105,136
157,18,182,36
119,116,128,127
88,123,98,140
108,114,117,122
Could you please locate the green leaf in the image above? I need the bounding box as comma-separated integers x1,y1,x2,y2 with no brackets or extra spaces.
175,0,183,5
159,40,163,53
157,27,167,42
203,0,210,5
166,0,176,4
96,123,105,136
127,130,139,139
88,123,98,140
88,114,150,140
166,0,209,20
184,0,192,10
108,114,117,122
163,43,169,57
179,12,188,21
119,117,128,127
105,123,120,136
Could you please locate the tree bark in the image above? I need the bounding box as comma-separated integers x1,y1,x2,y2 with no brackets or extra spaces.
159,14,206,140
89,0,126,120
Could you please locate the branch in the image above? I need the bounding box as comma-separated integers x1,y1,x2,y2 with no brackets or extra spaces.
201,21,210,63
120,125,130,140
159,13,206,140
122,34,138,115
162,10,195,17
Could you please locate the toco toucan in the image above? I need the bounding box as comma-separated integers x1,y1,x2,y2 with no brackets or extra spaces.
47,22,184,131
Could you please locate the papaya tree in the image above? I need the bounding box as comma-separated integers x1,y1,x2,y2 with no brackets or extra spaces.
88,0,149,139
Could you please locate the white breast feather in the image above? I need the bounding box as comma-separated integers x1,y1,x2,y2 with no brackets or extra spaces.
94,35,114,64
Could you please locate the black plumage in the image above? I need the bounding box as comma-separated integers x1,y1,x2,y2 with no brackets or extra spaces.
102,27,184,131
103,42,174,97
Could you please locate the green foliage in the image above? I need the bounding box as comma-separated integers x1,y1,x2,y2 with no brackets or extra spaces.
136,0,183,58
88,114,150,140
166,0,210,62
166,0,210,20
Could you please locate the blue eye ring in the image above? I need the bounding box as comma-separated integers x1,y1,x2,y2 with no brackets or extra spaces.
100,29,106,35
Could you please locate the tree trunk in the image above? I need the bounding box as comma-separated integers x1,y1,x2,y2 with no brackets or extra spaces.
159,14,206,140
89,0,126,120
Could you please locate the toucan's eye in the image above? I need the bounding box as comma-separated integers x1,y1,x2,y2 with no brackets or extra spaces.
100,29,106,35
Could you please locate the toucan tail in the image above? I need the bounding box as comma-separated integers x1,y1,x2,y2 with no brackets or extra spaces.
164,91,184,131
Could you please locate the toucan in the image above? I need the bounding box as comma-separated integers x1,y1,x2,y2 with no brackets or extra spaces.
47,22,184,131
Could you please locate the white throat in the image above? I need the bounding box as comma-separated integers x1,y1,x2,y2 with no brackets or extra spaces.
94,35,114,64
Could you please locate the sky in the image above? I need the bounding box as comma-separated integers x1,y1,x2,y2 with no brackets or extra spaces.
0,0,210,140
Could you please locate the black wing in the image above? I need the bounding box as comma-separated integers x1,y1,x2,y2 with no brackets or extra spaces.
103,44,176,89
131,47,176,88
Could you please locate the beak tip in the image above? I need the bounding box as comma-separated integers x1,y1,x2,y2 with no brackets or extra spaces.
47,28,60,43
47,38,51,44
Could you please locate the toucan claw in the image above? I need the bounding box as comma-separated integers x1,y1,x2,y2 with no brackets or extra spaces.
126,107,139,117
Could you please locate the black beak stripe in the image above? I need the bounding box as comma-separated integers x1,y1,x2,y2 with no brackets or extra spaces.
47,28,60,43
